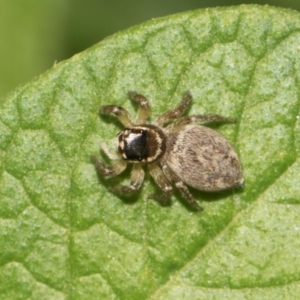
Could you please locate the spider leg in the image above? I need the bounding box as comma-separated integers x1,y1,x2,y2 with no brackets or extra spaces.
167,114,235,131
128,91,151,124
155,90,192,127
162,164,203,211
110,164,145,194
91,155,127,176
100,105,133,127
148,163,173,205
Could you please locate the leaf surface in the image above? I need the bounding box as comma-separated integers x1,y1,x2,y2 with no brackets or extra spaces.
1,5,300,300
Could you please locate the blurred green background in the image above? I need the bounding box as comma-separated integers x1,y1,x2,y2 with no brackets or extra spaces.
0,0,299,97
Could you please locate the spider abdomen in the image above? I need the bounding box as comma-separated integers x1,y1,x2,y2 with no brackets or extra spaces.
164,124,243,191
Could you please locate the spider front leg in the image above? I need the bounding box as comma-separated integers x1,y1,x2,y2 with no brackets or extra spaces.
162,164,203,211
155,91,192,127
128,91,151,124
110,164,145,194
91,155,127,176
100,105,133,127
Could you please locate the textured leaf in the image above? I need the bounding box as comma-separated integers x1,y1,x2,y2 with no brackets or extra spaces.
1,5,300,300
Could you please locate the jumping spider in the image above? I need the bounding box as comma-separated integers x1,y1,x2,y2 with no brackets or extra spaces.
91,91,244,211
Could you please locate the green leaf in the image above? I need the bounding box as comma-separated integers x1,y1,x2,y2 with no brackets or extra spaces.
1,4,300,299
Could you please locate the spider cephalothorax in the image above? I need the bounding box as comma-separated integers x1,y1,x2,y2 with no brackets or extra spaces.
117,124,166,163
91,91,244,211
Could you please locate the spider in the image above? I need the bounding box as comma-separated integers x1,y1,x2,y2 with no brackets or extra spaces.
91,91,244,211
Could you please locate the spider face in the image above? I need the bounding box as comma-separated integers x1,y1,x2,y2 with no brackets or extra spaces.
91,91,244,211
118,125,166,163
